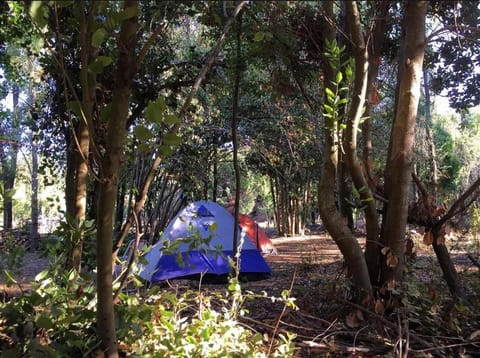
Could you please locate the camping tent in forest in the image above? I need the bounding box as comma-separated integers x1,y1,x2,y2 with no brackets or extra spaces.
139,201,272,283
236,214,277,254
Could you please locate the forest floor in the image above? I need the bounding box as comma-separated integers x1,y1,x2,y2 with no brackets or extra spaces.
1,227,480,356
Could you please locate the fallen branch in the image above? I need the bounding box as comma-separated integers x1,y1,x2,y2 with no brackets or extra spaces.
467,254,480,269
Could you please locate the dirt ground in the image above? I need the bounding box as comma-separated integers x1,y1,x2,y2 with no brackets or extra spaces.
2,231,479,356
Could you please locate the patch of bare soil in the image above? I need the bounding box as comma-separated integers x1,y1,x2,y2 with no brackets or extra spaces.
0,250,49,298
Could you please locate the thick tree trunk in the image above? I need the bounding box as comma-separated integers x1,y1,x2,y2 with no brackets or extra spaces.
318,1,373,303
380,1,427,286
96,2,138,356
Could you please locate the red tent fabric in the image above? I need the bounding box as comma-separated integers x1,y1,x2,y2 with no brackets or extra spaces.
237,213,277,254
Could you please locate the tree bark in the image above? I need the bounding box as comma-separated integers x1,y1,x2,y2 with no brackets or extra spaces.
96,1,138,356
30,109,40,250
344,1,381,286
380,1,427,286
1,85,20,229
318,1,373,303
362,0,389,285
423,69,438,195
231,9,243,263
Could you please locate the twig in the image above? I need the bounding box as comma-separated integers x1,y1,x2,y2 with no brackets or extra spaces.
331,295,443,356
267,269,297,356
467,254,480,269
410,341,480,354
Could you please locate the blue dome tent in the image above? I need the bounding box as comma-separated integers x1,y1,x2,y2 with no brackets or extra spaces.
139,201,272,283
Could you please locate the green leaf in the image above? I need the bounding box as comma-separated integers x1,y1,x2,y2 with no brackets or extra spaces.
336,71,343,84
134,125,153,141
164,114,180,125
36,315,53,329
100,104,112,123
158,145,173,157
323,104,334,113
55,1,75,8
345,65,353,78
29,1,49,30
253,31,265,42
145,98,166,123
3,270,18,285
162,133,181,145
118,6,139,22
89,56,113,74
325,87,335,100
92,28,108,48
68,101,82,118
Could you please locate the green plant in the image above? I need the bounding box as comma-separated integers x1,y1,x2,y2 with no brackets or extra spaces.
0,232,26,282
115,279,297,357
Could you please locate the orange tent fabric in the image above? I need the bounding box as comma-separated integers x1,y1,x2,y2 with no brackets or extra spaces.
237,213,277,254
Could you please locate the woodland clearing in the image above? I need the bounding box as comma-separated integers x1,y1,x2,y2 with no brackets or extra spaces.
1,228,480,357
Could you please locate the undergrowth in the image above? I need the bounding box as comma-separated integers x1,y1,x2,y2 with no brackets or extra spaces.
0,238,297,357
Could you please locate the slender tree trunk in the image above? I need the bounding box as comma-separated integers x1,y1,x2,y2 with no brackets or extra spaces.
65,1,98,274
423,69,438,195
231,10,243,263
115,179,126,232
30,129,40,250
362,0,389,284
270,176,280,234
96,2,138,356
344,1,381,285
318,0,372,303
212,150,218,202
432,226,464,297
1,85,20,229
65,135,77,219
380,1,427,286
339,157,353,230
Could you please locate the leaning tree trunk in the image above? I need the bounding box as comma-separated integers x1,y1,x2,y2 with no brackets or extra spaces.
318,0,373,303
380,1,427,286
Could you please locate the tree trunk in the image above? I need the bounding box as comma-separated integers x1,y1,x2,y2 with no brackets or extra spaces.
423,69,438,195
115,179,126,232
380,1,427,286
318,0,372,303
30,133,40,250
432,226,464,297
231,9,243,263
362,0,389,285
212,150,218,202
65,1,98,274
1,85,20,229
96,2,138,356
344,1,381,286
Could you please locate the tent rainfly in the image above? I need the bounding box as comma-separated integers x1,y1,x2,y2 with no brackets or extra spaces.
139,201,272,283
